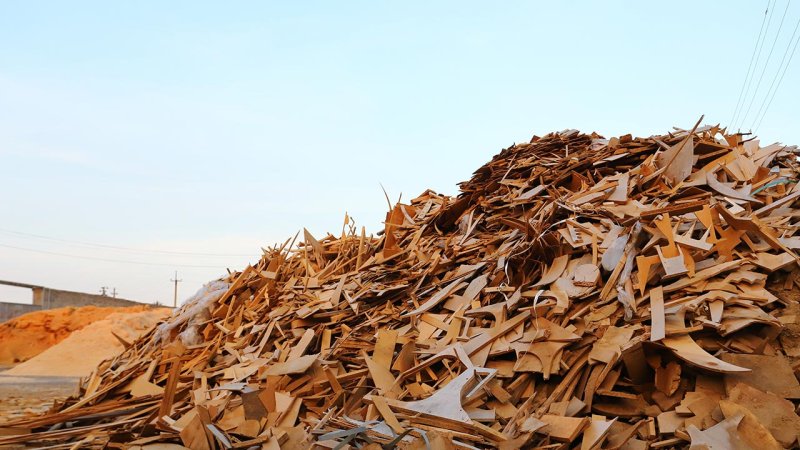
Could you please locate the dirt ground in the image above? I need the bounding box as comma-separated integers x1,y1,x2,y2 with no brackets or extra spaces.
0,369,78,424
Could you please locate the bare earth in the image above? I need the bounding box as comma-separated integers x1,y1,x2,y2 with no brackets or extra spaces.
0,371,78,423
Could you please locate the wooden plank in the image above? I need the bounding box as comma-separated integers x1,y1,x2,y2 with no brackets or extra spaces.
650,286,666,342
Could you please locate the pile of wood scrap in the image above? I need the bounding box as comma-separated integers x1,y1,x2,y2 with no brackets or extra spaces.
4,119,800,449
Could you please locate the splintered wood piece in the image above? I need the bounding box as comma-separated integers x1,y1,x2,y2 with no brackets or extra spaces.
654,361,681,396
287,329,315,360
539,415,590,443
728,383,800,448
709,300,724,323
371,396,404,435
263,354,318,376
461,311,530,356
520,416,547,433
718,400,782,450
363,354,397,396
721,354,800,399
373,329,399,368
178,409,211,450
513,317,580,377
608,173,629,203
403,277,468,317
656,246,688,279
589,326,633,365
706,171,761,203
445,274,488,310
159,359,182,420
380,367,494,423
753,188,800,217
129,374,165,398
674,231,713,251
751,252,796,272
656,411,683,435
659,135,694,185
581,416,616,450
650,286,666,342
636,254,660,294
514,340,569,380
662,260,742,293
535,255,570,286
663,334,749,373
686,415,758,450
377,367,504,441
573,264,601,287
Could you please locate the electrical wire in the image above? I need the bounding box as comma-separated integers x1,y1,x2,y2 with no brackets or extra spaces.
735,0,777,130
740,0,792,128
731,0,773,129
0,228,255,257
0,243,230,269
754,21,800,130
753,13,800,130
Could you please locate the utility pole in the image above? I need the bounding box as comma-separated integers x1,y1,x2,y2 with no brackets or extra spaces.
100,286,108,296
111,288,117,298
170,271,182,308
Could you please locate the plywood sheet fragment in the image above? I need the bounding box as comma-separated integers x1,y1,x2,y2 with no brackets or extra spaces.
539,414,590,443
659,136,694,185
650,286,665,341
264,354,318,376
722,388,795,448
721,354,800,399
663,334,748,373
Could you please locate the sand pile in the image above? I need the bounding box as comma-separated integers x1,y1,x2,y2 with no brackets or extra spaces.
0,305,158,365
4,308,171,377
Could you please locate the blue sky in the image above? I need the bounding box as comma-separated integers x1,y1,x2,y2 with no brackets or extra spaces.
1,1,798,304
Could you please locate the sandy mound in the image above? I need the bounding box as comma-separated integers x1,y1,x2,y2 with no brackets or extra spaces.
0,305,159,365
4,308,171,377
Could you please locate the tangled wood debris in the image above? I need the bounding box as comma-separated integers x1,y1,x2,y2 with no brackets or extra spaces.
4,119,800,449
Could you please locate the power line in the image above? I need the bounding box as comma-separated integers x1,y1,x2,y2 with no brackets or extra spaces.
0,243,229,269
753,12,800,130
735,0,777,130
754,20,800,130
740,0,792,128
731,0,773,129
0,228,254,258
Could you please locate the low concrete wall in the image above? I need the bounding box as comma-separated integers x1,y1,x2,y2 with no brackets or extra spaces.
37,289,142,309
0,302,42,323
0,279,154,323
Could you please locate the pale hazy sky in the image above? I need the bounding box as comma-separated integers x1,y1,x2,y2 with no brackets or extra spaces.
1,1,799,305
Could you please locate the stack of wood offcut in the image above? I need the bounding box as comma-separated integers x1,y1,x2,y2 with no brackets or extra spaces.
5,119,800,450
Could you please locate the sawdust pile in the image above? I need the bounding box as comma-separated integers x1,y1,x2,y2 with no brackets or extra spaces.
0,305,159,365
4,121,800,449
4,308,171,377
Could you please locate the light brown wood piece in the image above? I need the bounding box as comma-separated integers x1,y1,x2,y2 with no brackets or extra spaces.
287,328,316,360
718,400,782,450
581,416,616,450
539,414,590,443
663,334,749,373
371,396,404,434
373,329,398,368
656,411,683,435
721,354,800,399
686,415,758,450
650,286,666,342
263,354,318,376
535,255,570,287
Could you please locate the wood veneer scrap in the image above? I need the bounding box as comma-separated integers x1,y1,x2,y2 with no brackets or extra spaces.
3,121,800,449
